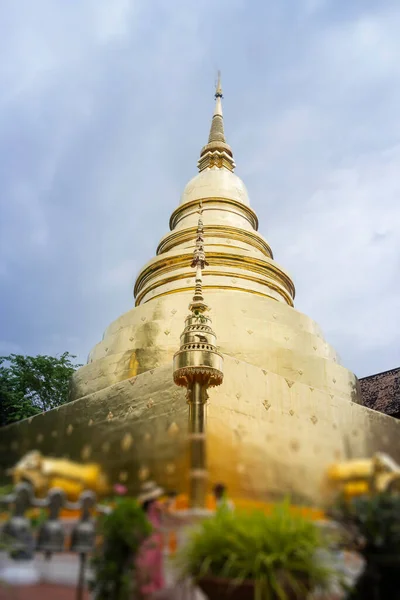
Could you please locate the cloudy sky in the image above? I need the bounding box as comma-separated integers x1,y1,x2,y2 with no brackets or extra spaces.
0,0,399,378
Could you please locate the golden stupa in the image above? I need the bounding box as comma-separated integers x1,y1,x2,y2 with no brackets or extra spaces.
1,77,399,506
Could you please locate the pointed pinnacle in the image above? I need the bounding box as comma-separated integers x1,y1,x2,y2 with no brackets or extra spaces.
198,75,236,172
215,71,223,98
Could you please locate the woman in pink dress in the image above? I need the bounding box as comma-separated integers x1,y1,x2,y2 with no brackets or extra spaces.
135,481,166,598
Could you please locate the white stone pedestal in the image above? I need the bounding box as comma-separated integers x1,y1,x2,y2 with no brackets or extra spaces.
160,508,213,599
0,555,40,586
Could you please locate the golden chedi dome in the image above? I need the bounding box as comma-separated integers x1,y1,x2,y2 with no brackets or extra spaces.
67,76,400,504
181,166,250,206
4,76,398,506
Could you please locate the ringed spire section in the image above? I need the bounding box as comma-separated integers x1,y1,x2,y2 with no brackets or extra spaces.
173,203,224,389
173,203,223,508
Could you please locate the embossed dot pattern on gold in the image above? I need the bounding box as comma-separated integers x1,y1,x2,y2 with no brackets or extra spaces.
102,441,110,454
168,422,179,437
121,433,133,451
81,445,92,460
138,466,149,481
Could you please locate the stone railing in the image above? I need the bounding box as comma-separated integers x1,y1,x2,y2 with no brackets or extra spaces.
0,482,109,552
0,482,111,597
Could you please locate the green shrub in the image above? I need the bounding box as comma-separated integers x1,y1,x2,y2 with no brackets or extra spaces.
0,485,14,497
30,509,47,530
335,493,400,556
89,498,152,600
331,493,400,600
177,500,333,599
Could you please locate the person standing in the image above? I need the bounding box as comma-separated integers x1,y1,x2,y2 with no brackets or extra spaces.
212,483,234,511
135,481,166,598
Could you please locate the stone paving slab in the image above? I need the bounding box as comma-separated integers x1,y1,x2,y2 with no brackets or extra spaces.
0,583,89,600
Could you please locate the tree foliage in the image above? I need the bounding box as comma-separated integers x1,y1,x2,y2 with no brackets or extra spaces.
0,352,81,426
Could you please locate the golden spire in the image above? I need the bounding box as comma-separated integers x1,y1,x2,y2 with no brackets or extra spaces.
173,202,223,508
189,202,209,312
198,72,236,173
208,71,225,144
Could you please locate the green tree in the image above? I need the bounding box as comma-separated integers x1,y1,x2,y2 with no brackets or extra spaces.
0,352,81,427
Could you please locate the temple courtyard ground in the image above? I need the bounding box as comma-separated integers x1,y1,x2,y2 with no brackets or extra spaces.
0,583,89,599
0,550,361,599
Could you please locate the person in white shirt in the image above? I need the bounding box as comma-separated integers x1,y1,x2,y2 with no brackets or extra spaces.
213,483,234,511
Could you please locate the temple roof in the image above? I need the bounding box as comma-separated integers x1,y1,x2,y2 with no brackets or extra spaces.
359,367,400,418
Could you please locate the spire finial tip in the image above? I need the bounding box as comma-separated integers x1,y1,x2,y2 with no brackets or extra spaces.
215,70,223,98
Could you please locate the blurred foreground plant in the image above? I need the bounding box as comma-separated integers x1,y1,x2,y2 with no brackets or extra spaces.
89,498,151,600
177,500,335,600
331,493,400,600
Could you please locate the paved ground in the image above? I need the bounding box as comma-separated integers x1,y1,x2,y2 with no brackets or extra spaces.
0,583,89,600
0,549,363,599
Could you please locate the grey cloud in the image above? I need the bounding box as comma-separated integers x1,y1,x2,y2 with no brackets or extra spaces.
0,0,399,379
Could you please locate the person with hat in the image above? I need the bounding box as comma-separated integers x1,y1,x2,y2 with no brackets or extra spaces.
135,480,167,597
